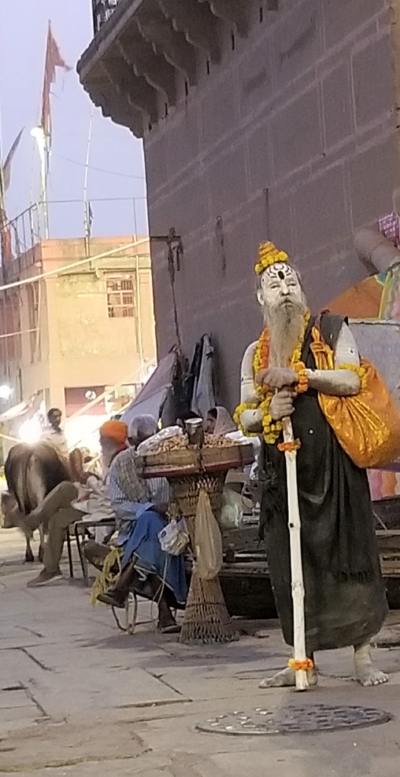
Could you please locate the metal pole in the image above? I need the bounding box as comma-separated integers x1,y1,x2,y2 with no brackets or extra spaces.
135,253,144,376
83,106,94,254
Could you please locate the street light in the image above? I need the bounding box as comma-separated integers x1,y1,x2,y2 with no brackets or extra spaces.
0,384,12,400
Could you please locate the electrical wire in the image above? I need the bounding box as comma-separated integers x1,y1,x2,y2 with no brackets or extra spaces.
0,237,148,293
55,153,146,180
0,243,150,445
0,327,38,340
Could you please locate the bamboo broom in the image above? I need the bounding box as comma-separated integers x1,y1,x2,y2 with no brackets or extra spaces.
281,416,309,691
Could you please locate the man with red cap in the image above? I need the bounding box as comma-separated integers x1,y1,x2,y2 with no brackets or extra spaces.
25,420,128,587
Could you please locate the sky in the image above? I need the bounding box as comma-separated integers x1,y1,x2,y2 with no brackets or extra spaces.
0,0,148,240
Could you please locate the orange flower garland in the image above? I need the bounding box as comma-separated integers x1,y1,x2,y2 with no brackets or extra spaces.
278,440,301,453
293,361,308,394
236,310,311,445
288,657,315,672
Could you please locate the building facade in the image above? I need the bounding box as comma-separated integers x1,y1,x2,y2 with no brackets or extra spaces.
79,0,400,408
0,235,156,448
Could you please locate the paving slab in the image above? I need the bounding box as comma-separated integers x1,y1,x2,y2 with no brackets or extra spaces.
2,531,400,776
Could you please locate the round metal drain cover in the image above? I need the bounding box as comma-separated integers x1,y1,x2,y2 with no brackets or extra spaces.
197,704,391,736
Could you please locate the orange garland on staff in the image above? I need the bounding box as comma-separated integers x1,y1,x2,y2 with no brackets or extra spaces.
288,657,315,672
278,440,301,453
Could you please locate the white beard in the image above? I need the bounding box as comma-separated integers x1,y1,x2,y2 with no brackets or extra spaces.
265,298,307,368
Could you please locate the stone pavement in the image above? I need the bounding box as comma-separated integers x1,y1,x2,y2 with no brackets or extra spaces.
2,527,400,776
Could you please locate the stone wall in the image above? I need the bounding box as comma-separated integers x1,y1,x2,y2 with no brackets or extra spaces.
144,0,398,409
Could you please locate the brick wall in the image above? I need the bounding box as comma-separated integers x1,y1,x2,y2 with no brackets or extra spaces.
144,0,398,409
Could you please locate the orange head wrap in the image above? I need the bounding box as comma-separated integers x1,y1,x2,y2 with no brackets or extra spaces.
99,420,128,445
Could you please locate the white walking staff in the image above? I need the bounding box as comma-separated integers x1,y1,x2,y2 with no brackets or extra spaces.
281,415,309,691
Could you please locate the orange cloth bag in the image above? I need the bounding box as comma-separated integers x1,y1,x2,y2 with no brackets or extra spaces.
310,327,400,469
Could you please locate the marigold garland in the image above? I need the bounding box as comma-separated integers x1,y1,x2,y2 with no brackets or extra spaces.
233,402,259,437
259,395,283,444
236,311,311,443
288,657,315,672
255,241,289,275
293,361,308,394
337,363,367,389
278,439,301,453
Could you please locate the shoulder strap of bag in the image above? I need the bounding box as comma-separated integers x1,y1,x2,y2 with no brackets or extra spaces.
314,309,347,352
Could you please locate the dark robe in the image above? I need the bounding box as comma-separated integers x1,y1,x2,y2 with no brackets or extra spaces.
259,314,388,654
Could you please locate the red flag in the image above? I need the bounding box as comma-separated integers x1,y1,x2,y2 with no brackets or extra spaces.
41,23,71,143
2,128,24,192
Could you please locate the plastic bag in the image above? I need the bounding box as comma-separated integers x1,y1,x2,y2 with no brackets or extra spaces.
194,489,223,580
311,332,400,468
158,517,189,556
249,461,259,481
219,488,244,530
137,426,183,455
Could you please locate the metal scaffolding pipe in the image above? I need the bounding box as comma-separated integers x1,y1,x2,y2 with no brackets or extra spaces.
354,226,400,274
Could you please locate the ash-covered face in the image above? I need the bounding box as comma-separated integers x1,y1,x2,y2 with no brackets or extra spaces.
257,262,308,367
257,263,304,312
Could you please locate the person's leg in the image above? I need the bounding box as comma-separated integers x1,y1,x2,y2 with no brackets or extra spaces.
44,506,82,573
148,576,179,632
97,559,136,607
259,654,318,688
24,482,78,532
353,641,388,687
98,564,180,631
27,505,82,587
83,540,111,571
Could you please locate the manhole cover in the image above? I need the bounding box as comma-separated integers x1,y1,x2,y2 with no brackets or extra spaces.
196,704,391,735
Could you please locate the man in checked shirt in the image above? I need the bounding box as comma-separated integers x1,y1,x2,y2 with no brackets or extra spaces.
86,416,187,633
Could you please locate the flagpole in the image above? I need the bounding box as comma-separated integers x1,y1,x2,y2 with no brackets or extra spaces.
31,127,49,240
34,21,71,242
0,77,7,235
83,106,94,255
43,131,50,240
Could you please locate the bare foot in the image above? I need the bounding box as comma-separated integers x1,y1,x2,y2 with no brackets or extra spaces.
259,666,318,688
355,663,388,687
354,643,388,687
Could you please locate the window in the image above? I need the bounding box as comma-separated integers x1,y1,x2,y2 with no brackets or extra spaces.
106,274,135,318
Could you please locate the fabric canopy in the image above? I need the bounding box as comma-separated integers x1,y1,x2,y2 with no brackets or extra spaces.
0,392,42,423
121,350,178,427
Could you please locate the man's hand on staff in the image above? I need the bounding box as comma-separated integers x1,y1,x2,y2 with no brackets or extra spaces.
257,367,299,390
270,389,295,420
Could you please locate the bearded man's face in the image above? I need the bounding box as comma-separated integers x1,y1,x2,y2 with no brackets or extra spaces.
257,262,308,367
257,262,305,314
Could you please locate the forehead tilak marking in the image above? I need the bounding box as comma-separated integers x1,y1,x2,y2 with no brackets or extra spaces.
264,262,295,279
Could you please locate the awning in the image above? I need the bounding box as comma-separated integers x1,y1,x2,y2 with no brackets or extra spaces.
0,392,43,424
121,350,178,426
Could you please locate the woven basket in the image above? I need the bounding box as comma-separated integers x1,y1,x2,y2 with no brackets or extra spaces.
179,575,237,645
170,473,235,645
170,473,225,521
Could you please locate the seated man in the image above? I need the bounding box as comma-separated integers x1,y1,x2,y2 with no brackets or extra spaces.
25,421,128,587
86,416,187,633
